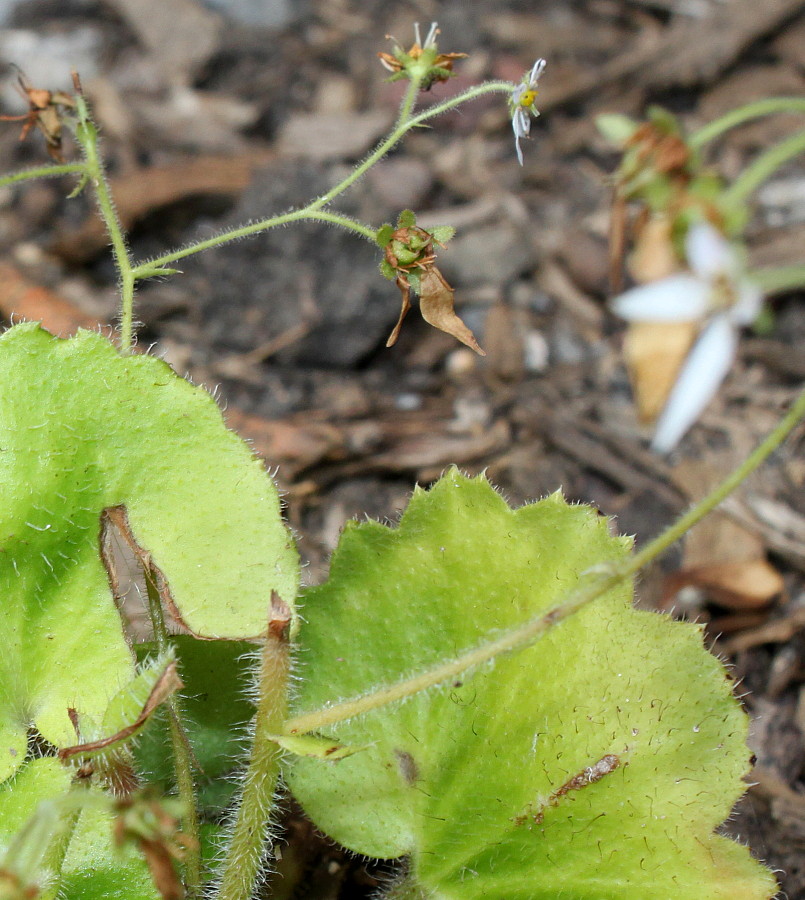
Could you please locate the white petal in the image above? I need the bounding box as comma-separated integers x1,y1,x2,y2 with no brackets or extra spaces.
512,107,530,139
515,133,524,166
424,22,439,48
529,58,547,84
685,223,733,280
611,275,709,321
731,280,763,325
651,315,737,453
413,22,422,46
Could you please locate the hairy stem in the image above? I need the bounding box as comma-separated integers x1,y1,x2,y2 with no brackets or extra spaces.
215,598,292,900
132,211,375,275
395,74,423,128
724,128,805,204
131,81,513,273
145,573,202,897
307,81,512,213
74,115,137,352
689,97,805,149
284,386,805,735
0,162,84,189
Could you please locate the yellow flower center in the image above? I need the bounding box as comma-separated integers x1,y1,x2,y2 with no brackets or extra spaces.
519,89,537,108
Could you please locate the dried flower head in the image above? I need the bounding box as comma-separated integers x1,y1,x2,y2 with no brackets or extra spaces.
378,22,467,89
0,69,76,162
376,211,484,355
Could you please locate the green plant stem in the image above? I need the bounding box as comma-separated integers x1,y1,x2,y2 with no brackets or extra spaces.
724,128,805,204
750,264,805,294
145,574,202,898
396,74,423,128
74,117,137,353
132,81,513,274
307,81,511,212
132,211,375,275
689,97,805,149
0,162,84,189
215,605,291,900
285,386,805,736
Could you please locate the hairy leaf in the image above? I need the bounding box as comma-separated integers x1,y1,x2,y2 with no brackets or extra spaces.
0,324,297,781
286,470,775,899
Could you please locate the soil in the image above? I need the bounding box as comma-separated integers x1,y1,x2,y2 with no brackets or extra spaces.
1,0,804,896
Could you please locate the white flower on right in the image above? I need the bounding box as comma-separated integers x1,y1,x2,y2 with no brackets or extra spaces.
509,58,546,166
612,222,763,453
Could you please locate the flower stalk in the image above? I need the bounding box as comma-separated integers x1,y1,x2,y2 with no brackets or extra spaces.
215,597,292,900
131,81,512,277
144,571,202,898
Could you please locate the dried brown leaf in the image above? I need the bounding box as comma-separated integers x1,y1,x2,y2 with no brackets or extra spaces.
418,266,485,356
668,559,784,610
623,320,696,422
386,277,412,347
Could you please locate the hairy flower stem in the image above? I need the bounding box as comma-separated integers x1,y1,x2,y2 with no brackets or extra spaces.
284,386,805,736
725,128,805,204
396,75,423,128
689,97,805,149
215,599,292,900
131,81,513,274
131,211,375,275
0,162,84,189
144,573,202,897
74,113,137,353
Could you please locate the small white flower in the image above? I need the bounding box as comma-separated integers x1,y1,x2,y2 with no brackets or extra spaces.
510,58,546,166
612,223,763,453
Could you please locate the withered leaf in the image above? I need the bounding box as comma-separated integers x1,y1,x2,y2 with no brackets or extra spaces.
386,276,412,347
59,662,183,760
418,265,485,356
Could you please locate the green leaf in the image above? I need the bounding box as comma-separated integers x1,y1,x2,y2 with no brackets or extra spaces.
0,758,72,851
61,800,161,900
595,113,639,145
0,324,298,782
379,259,397,281
66,172,90,199
429,225,455,245
397,210,416,228
268,733,369,760
134,637,255,814
135,266,182,279
375,224,395,248
0,759,159,900
647,104,682,135
286,470,775,899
